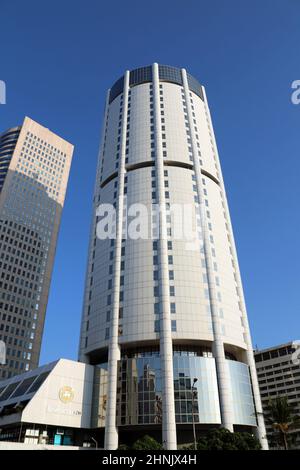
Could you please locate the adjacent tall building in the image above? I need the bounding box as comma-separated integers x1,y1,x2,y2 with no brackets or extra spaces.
0,117,73,379
255,342,300,448
79,64,267,449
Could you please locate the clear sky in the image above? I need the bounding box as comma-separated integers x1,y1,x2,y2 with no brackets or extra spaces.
0,0,299,364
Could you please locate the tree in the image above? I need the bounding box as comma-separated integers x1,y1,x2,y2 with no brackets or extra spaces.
195,428,261,450
266,396,300,450
118,443,130,450
132,435,163,450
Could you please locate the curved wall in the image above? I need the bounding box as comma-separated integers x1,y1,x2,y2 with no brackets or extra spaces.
91,353,256,429
0,127,20,192
80,67,246,354
79,64,267,449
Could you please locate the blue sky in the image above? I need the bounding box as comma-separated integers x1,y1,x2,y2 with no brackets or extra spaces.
0,0,299,364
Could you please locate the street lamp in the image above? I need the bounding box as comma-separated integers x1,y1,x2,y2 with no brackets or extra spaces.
191,378,198,450
91,437,98,449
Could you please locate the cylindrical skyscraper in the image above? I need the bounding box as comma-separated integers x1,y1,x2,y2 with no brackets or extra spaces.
79,64,267,450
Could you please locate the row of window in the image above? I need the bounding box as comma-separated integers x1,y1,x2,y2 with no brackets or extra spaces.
109,65,204,104
255,346,295,363
25,132,67,158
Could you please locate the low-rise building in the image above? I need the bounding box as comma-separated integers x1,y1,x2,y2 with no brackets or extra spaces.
0,358,104,447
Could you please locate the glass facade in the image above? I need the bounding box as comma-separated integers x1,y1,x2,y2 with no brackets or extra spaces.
158,65,182,86
129,66,152,87
116,354,221,426
227,360,257,426
116,356,162,426
0,128,20,192
173,356,221,424
90,355,257,428
109,76,124,104
109,64,204,104
187,72,204,101
91,364,108,428
0,370,50,404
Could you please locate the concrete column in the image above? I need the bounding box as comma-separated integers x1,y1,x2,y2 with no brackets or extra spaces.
181,69,234,432
104,70,130,450
202,87,268,449
152,62,177,450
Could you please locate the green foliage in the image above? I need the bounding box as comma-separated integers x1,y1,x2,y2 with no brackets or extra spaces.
131,435,163,450
266,396,300,450
195,428,261,450
120,429,261,450
118,443,130,450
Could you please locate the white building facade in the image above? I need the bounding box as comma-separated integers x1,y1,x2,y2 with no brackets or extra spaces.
0,359,95,446
79,64,267,449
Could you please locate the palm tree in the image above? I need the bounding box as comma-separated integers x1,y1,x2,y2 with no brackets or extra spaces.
266,396,300,450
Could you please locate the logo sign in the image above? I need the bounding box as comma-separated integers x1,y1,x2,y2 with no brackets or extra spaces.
0,340,6,365
0,81,6,104
58,386,74,404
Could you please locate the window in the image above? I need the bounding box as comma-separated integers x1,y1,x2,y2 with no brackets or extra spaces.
169,286,175,296
170,303,176,314
171,320,177,331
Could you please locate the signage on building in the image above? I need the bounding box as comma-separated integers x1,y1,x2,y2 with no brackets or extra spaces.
58,386,74,404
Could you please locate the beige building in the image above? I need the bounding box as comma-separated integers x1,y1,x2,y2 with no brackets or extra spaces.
0,117,73,379
255,342,300,448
